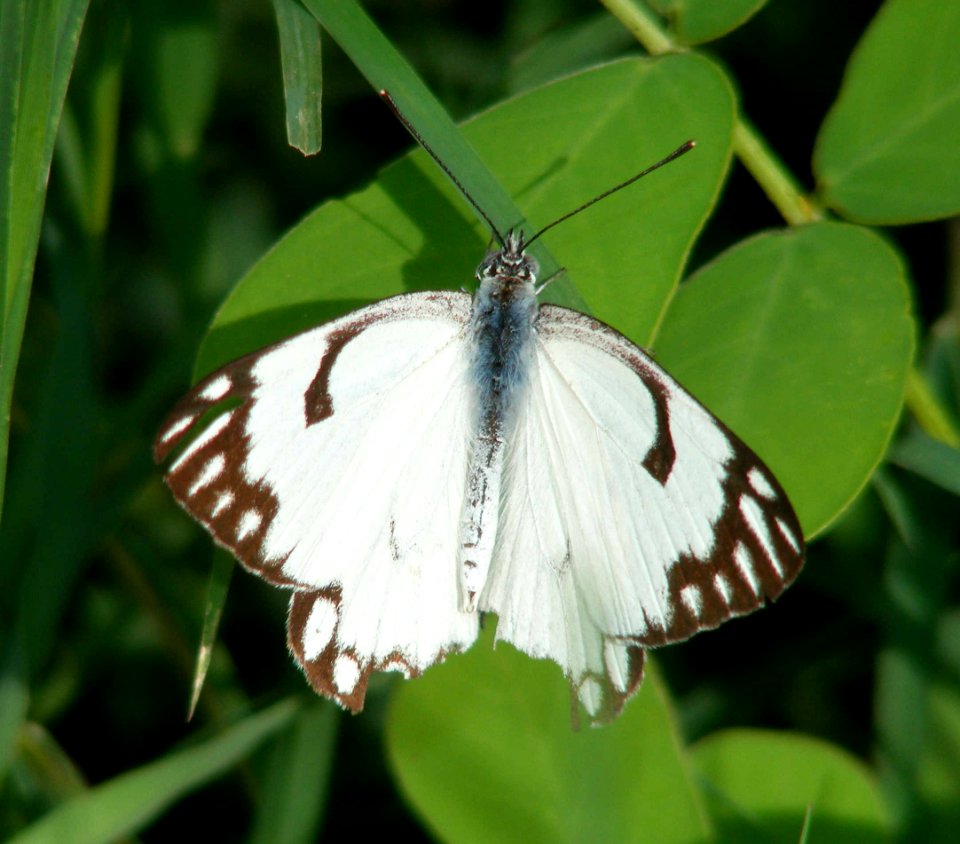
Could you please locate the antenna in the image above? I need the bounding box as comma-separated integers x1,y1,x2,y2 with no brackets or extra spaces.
380,90,505,245
380,89,695,252
523,140,696,249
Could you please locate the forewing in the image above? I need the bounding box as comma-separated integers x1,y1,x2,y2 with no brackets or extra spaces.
155,291,480,711
481,305,804,724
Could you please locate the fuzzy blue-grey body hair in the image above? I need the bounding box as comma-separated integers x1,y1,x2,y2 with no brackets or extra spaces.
468,231,539,433
457,230,539,610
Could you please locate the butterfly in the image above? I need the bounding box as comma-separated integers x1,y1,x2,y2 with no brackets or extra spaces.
155,112,804,725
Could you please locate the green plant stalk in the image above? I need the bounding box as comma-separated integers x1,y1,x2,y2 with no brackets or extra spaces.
600,0,818,225
598,0,674,55
733,119,822,225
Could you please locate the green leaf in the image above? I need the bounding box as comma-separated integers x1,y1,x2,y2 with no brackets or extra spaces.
691,729,892,843
0,639,29,779
814,0,960,223
300,0,547,280
9,699,299,844
387,626,709,844
507,13,635,95
912,668,960,837
133,0,218,160
654,222,915,538
192,54,734,376
888,430,960,497
649,0,768,44
0,0,89,521
53,1,124,240
249,699,338,844
872,469,953,836
271,0,322,155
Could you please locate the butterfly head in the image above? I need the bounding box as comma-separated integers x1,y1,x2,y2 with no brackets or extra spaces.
477,228,539,287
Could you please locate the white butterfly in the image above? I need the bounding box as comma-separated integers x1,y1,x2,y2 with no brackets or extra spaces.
155,142,804,725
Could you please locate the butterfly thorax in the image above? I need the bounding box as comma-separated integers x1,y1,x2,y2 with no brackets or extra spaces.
469,230,539,425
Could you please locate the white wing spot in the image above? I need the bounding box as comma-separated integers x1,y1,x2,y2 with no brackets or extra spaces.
199,374,232,402
302,597,338,661
210,490,234,518
188,453,225,496
236,508,262,541
776,517,802,554
740,495,783,577
734,542,761,596
160,413,195,444
681,584,702,617
747,466,777,500
333,654,361,694
578,677,603,716
169,410,234,473
603,641,630,693
714,573,732,605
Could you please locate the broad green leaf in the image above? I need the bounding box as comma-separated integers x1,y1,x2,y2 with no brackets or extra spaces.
271,0,322,155
387,626,709,844
691,729,891,843
814,0,960,223
193,54,734,376
10,699,298,844
0,0,89,523
654,222,914,538
649,0,768,44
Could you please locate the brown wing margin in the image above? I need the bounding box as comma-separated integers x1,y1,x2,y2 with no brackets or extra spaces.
153,290,473,589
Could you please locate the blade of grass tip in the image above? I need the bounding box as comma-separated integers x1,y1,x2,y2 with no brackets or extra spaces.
797,804,814,844
188,549,235,721
271,0,323,155
0,0,90,520
298,0,583,308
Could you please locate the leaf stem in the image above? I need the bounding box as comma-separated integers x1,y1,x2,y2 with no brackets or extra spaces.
733,119,822,225
598,0,675,55
600,0,820,225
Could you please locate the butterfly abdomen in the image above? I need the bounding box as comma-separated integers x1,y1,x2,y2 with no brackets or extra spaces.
468,279,538,425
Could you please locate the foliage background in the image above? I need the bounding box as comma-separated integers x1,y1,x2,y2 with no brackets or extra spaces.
1,0,958,841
